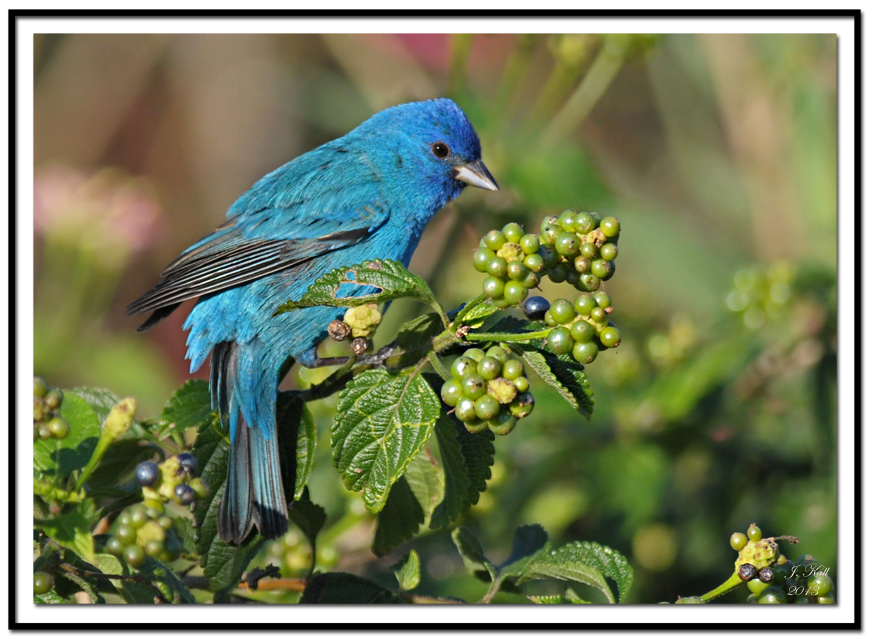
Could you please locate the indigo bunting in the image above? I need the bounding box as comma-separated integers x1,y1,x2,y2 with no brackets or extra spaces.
128,98,497,543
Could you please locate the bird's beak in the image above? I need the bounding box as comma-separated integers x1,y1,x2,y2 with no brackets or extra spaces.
453,160,499,192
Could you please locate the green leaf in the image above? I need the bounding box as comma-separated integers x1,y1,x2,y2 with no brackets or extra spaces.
430,418,494,530
287,493,327,547
499,524,549,578
454,295,501,326
392,550,421,591
373,476,424,557
451,527,495,583
72,387,149,442
191,415,266,601
300,572,405,604
276,258,442,319
34,590,68,604
479,315,543,341
275,392,317,500
395,312,447,352
172,517,198,556
138,557,196,603
83,439,163,489
332,369,440,513
517,541,633,604
518,347,594,418
42,508,96,564
402,450,444,526
33,393,101,478
158,380,213,437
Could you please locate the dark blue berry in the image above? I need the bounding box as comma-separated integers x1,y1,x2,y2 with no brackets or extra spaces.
174,483,196,505
135,461,160,487
522,296,551,321
177,453,197,476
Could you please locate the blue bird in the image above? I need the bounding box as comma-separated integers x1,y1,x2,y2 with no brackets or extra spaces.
127,98,498,543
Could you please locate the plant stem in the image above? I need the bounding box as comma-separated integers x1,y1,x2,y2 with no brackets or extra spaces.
427,351,451,381
700,572,743,602
464,328,551,343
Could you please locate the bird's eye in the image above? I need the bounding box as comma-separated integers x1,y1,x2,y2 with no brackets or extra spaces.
431,142,450,159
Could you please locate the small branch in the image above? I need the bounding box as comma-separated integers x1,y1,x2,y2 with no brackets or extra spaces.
464,328,552,343
427,351,451,381
58,561,152,586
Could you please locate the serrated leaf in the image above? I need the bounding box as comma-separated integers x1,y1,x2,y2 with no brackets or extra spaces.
395,312,446,352
454,295,501,326
42,508,96,564
516,541,633,604
158,380,213,437
393,550,421,591
373,476,424,557
287,493,327,546
519,347,594,418
431,418,494,530
300,572,406,604
33,393,101,477
34,589,68,604
403,450,444,526
274,392,317,500
276,259,441,318
332,369,439,513
480,315,543,341
138,557,196,603
72,387,149,442
451,527,495,583
172,517,197,556
191,415,266,600
499,524,549,577
95,553,123,576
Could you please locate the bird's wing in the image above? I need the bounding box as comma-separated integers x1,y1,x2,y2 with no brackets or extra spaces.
126,153,390,319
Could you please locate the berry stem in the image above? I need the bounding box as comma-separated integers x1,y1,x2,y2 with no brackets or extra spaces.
427,351,451,381
699,571,743,603
464,328,552,343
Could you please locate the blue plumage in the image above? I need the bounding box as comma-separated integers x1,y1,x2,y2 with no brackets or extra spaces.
128,98,497,542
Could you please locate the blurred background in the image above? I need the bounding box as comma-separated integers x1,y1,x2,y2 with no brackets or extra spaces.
33,32,837,603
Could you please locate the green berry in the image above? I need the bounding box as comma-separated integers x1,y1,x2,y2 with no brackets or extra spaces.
757,586,786,604
579,242,598,259
473,247,495,272
116,524,137,546
485,346,509,364
548,263,568,284
578,273,601,291
793,595,812,604
451,356,477,379
519,270,539,289
47,417,70,440
555,232,580,258
486,256,508,278
123,545,145,568
464,348,486,362
145,540,165,558
747,524,763,542
489,411,517,435
512,376,530,393
509,392,535,418
484,230,507,251
464,420,488,434
808,573,833,597
557,209,577,231
33,397,46,423
600,216,620,238
34,571,53,594
523,253,545,273
565,270,579,287
591,259,614,280
574,212,596,234
38,424,52,440
738,563,757,582
129,506,149,529
730,533,748,551
461,374,487,400
502,223,524,243
503,280,528,305
773,562,793,586
506,260,528,281
570,320,595,343
502,359,524,380
455,398,477,423
118,511,132,527
542,223,561,245
593,292,611,308
600,242,618,261
34,377,48,398
747,578,771,594
106,537,125,556
816,593,835,604
538,245,559,268
493,298,511,312
477,356,501,381
573,256,591,273
474,395,500,421
548,327,573,355
441,380,462,407
590,307,606,323
746,593,760,604
487,378,517,405
45,389,63,410
574,294,595,316
483,276,505,299
158,516,174,531
550,299,576,325
796,554,818,568
520,234,540,255
675,596,705,604
572,341,598,364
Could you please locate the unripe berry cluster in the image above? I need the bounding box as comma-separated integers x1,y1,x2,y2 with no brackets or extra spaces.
525,292,621,364
33,377,69,441
104,503,184,567
136,453,205,507
731,523,834,604
440,345,534,436
726,261,794,330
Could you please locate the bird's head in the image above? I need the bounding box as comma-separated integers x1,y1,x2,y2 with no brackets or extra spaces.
359,98,498,212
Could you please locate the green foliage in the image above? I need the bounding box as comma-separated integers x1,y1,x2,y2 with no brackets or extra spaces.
393,550,421,591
